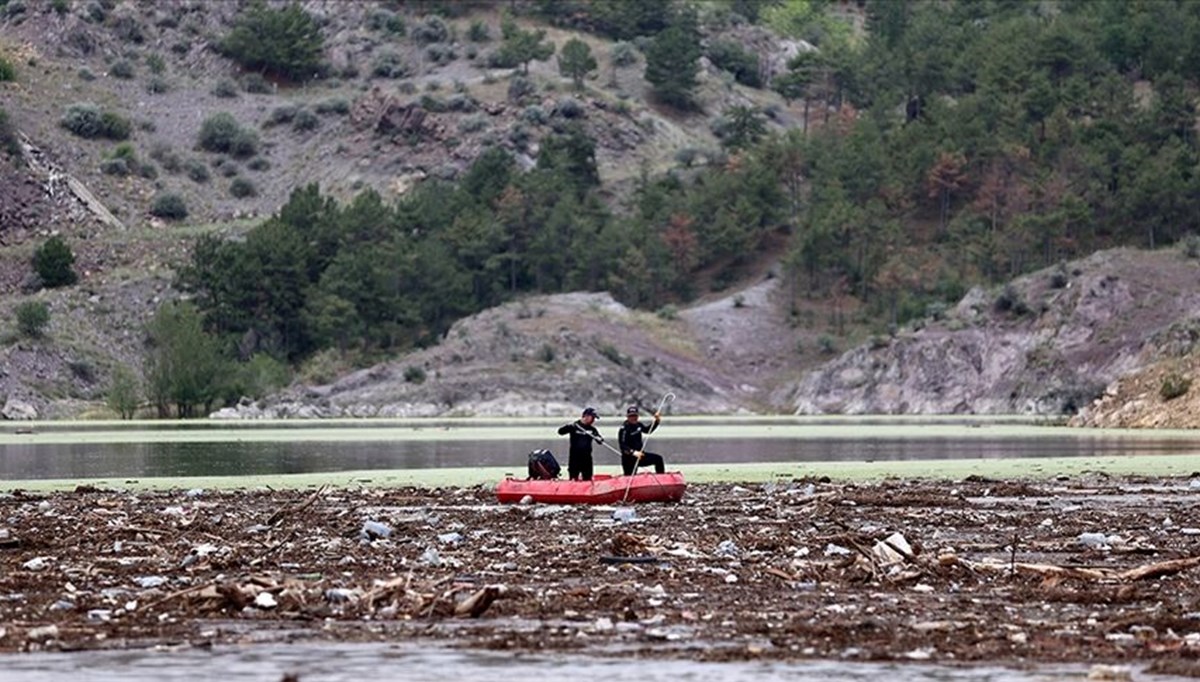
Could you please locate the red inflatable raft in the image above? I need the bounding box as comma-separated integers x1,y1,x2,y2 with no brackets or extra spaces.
496,472,686,505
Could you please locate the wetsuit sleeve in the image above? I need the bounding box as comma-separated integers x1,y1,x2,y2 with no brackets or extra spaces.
557,423,573,435
617,425,628,453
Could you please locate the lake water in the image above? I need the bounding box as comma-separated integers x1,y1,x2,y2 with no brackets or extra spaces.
2,416,1200,480
0,641,1144,682
2,417,1195,681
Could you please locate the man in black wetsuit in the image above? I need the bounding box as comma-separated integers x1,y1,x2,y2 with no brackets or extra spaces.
557,406,603,481
617,405,665,475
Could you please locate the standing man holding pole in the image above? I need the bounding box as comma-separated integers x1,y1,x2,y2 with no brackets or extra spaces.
558,406,603,481
617,406,665,475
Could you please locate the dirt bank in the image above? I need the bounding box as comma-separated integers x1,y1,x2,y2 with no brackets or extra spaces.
3,476,1200,676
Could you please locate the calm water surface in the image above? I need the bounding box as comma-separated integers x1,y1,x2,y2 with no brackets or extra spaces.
0,642,1151,682
2,417,1200,480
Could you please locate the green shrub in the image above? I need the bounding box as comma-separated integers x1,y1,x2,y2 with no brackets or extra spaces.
467,20,490,42
32,235,78,288
419,94,446,112
371,50,408,79
994,283,1030,316
314,97,349,115
99,111,133,139
211,78,239,98
656,304,678,320
78,68,96,81
598,342,626,366
410,15,449,45
1049,262,1070,289
426,43,456,65
100,157,131,176
145,53,166,75
149,143,182,173
0,54,15,82
59,103,131,140
292,108,319,132
83,1,105,23
110,59,135,79
266,104,299,126
68,359,97,383
229,176,257,198
51,0,69,15
367,9,405,35
457,113,488,133
111,14,144,44
404,365,427,383
554,96,585,118
196,111,238,150
1161,372,1192,401
298,348,351,385
149,192,188,220
818,335,837,354
184,158,210,183
221,3,324,82
705,40,761,87
15,301,50,338
508,75,536,103
446,93,477,112
232,353,291,399
242,73,270,93
611,41,639,67
246,156,270,171
197,112,258,158
216,158,240,177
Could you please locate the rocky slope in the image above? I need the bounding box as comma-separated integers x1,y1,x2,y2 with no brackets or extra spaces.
0,1,814,419
216,285,801,418
3,5,1200,424
783,248,1200,418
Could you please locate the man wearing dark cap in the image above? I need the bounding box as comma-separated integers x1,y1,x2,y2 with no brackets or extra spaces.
617,405,665,475
558,406,603,481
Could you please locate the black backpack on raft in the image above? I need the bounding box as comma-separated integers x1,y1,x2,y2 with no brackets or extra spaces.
527,449,561,480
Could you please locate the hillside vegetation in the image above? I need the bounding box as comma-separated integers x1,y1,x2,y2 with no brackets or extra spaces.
0,0,1199,420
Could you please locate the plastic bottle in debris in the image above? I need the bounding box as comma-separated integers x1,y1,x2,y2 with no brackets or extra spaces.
612,508,637,523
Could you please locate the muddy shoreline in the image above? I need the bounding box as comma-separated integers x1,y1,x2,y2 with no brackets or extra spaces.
2,476,1200,676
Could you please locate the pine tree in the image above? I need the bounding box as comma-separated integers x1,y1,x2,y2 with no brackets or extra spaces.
644,9,701,109
221,2,325,82
497,18,555,74
558,38,597,90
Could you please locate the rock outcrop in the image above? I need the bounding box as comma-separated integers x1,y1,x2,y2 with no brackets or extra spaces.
787,249,1200,416
223,292,763,419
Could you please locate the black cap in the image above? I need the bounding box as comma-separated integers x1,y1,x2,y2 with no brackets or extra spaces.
582,407,598,419
626,405,639,415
